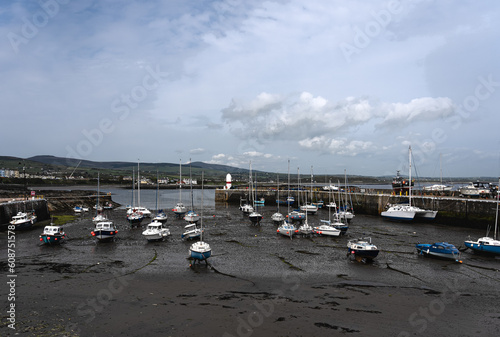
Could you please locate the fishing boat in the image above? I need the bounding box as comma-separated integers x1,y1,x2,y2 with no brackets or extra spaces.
172,159,187,217
464,182,500,255
184,160,200,223
415,242,461,262
10,211,37,230
142,220,170,241
189,172,212,263
392,170,414,194
91,221,118,242
347,237,379,261
39,225,66,245
382,146,438,221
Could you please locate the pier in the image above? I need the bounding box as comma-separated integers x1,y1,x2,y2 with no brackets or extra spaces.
215,188,498,229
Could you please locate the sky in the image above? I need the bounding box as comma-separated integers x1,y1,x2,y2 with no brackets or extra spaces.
1,0,500,177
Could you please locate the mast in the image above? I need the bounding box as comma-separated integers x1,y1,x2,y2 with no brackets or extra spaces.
131,168,135,208
189,158,194,212
200,171,204,241
496,177,499,240
409,146,412,207
96,172,100,217
179,159,182,202
155,170,159,212
137,160,141,207
287,159,291,216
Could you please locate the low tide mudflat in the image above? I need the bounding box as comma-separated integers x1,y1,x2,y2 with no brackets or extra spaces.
1,202,500,336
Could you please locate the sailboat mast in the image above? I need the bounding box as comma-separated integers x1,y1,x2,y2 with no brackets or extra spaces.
137,160,141,207
409,146,412,207
496,177,500,240
156,170,159,211
179,159,182,202
189,158,194,211
201,171,204,241
96,172,100,216
287,159,291,215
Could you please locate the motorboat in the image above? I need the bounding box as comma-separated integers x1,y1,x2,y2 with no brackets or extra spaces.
320,219,348,235
142,220,170,241
91,221,118,242
416,242,461,262
347,237,379,261
10,211,37,230
459,181,492,198
40,225,66,244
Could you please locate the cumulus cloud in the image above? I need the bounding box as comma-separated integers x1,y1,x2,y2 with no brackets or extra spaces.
298,136,373,156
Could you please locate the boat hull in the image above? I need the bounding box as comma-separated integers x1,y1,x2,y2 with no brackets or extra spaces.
416,243,460,261
464,240,500,255
92,230,117,241
40,234,65,245
348,248,379,260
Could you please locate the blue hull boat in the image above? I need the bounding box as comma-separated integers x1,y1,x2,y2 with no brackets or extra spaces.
416,242,462,262
464,237,500,255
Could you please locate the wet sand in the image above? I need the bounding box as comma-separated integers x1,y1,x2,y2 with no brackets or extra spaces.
1,203,500,336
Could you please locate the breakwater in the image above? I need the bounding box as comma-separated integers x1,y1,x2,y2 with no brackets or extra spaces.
0,199,50,228
215,188,498,229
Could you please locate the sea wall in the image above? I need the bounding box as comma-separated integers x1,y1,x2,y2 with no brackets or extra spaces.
0,199,50,228
215,189,498,229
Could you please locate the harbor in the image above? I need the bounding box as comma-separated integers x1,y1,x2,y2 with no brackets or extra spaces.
1,186,499,336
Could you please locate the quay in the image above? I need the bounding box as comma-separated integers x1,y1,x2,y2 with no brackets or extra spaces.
215,188,499,229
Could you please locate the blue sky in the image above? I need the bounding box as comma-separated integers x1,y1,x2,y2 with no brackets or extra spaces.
1,0,500,177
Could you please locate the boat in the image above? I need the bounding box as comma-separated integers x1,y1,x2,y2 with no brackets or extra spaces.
39,225,66,244
74,206,83,213
126,161,151,217
423,154,452,192
297,220,314,236
248,161,263,224
392,170,414,194
184,160,200,223
271,170,285,223
338,170,355,222
416,242,461,262
10,210,37,230
127,210,144,226
313,224,341,237
172,159,187,217
320,180,348,234
299,167,318,214
277,221,298,238
153,210,168,222
142,220,170,241
239,202,254,213
91,221,118,242
288,167,306,222
464,181,500,255
381,146,438,221
459,181,493,198
181,223,202,240
189,172,212,264
347,237,379,261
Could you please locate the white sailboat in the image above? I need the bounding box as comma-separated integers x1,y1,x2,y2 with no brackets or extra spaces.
300,166,318,214
464,178,500,255
248,162,263,224
271,170,285,223
153,171,168,222
189,172,212,263
173,159,187,217
127,161,151,218
381,146,438,221
184,159,200,223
